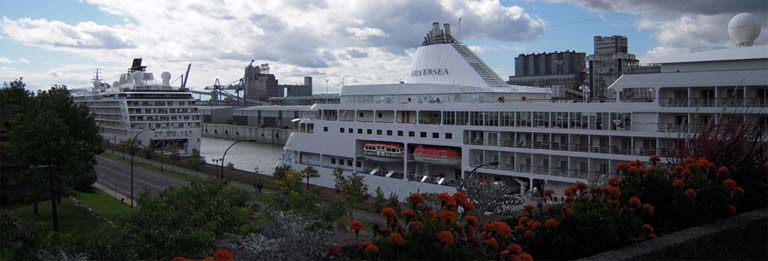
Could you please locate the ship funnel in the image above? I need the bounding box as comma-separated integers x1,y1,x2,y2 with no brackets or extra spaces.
432,22,440,37
444,23,451,36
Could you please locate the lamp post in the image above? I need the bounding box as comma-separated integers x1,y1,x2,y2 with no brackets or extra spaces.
457,161,499,192
130,128,155,208
220,140,247,182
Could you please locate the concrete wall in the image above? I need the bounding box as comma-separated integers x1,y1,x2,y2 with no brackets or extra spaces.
581,208,768,260
202,123,291,145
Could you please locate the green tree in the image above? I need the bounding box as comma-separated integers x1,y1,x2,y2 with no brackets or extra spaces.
188,148,205,178
8,85,103,232
372,186,387,212
273,164,292,180
119,139,133,160
301,165,318,190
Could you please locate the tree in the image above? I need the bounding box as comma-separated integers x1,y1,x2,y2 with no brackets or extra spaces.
372,187,387,212
189,149,205,178
464,178,522,222
333,169,369,219
8,85,103,232
272,164,292,180
301,166,318,190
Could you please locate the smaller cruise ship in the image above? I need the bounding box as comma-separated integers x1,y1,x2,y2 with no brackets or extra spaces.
73,59,201,155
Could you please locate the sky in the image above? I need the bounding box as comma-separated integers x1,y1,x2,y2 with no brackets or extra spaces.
1,0,766,93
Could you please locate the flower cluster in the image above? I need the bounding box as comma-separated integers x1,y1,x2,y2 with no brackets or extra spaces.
172,249,233,261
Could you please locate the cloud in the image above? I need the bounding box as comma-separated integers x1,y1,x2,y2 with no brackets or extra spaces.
0,0,546,91
541,0,768,59
0,57,11,64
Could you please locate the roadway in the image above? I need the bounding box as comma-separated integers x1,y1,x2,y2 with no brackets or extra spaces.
95,156,188,199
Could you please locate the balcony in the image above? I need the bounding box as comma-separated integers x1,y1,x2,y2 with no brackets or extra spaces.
661,98,768,108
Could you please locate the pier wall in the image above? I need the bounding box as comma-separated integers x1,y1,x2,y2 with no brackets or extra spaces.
202,123,291,145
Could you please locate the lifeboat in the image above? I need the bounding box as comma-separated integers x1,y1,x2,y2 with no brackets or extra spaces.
363,142,403,162
413,146,461,166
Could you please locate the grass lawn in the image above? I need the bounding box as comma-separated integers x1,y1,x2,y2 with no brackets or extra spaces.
8,188,135,236
10,197,110,236
69,189,135,220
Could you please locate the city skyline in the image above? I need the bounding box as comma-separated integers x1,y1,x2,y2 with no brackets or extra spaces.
1,0,766,92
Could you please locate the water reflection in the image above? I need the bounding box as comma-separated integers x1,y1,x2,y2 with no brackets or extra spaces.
200,137,283,174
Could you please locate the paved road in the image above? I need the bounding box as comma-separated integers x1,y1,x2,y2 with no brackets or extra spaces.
95,156,188,199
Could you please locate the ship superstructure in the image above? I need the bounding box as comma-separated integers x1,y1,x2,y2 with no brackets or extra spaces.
281,22,767,198
73,59,201,156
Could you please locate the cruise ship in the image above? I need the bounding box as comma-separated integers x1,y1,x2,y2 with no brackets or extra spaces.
73,59,201,156
281,20,768,198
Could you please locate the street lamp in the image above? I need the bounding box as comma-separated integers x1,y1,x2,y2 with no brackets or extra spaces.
457,161,499,192
130,128,155,208
220,140,248,182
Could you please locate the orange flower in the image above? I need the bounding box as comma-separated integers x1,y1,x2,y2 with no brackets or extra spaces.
731,187,745,198
491,221,512,238
575,181,588,191
407,193,424,205
543,189,555,198
437,230,455,245
380,207,397,219
683,157,695,165
203,258,214,261
606,186,621,198
642,224,654,233
518,216,530,226
213,249,233,261
561,207,574,218
363,242,379,255
628,166,638,175
453,192,468,202
527,220,542,230
484,237,498,249
544,218,559,229
409,220,423,232
684,188,697,199
425,209,437,218
682,169,693,178
696,157,711,169
649,154,660,163
514,225,525,232
438,210,457,223
507,243,523,254
628,196,641,207
464,216,480,228
172,257,187,261
673,165,685,173
564,187,575,197
641,203,655,216
672,179,684,188
437,192,452,203
716,166,730,176
523,230,536,239
647,233,657,239
520,253,534,261
327,244,342,256
523,204,534,212
722,178,737,189
727,204,737,216
608,176,619,186
462,200,476,212
401,209,415,218
389,233,406,245
617,162,629,171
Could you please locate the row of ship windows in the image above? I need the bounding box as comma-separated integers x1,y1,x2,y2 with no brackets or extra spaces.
322,126,453,140
128,108,198,114
126,100,195,106
130,115,200,121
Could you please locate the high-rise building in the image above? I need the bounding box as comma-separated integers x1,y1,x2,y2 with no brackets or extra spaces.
588,35,639,99
243,63,280,102
280,76,313,97
508,51,587,98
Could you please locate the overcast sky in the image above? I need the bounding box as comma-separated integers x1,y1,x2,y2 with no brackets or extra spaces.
1,0,766,93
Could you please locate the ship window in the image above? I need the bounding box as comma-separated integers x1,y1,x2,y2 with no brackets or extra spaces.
348,128,353,133
356,161,361,167
445,133,453,139
340,128,344,133
377,130,382,135
409,131,415,137
367,129,372,134
357,129,362,134
331,158,336,164
387,130,392,136
420,132,427,138
347,160,353,166
397,130,403,136
378,113,383,118
432,132,439,138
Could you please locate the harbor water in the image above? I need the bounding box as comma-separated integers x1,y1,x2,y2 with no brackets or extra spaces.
200,137,284,174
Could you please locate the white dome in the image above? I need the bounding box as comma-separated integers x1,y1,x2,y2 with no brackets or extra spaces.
161,71,171,85
728,13,761,46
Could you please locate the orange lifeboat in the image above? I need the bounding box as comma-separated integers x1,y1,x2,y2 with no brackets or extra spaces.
413,146,461,166
363,142,404,162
